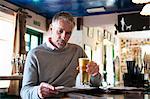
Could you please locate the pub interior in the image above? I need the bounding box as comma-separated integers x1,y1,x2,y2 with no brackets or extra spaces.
0,0,149,99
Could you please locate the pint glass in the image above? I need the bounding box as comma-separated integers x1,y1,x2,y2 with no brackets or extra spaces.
79,58,90,85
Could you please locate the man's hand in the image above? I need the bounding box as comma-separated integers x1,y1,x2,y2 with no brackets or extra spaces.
38,82,58,98
86,61,99,76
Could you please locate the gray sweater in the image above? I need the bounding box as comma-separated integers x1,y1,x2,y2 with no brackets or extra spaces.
20,43,101,99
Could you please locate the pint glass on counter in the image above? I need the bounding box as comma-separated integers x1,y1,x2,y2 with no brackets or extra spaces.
79,58,90,85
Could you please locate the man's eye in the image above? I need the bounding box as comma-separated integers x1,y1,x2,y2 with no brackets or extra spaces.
66,32,71,35
59,29,63,33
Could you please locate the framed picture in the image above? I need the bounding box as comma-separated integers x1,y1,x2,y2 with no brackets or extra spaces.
111,35,115,43
103,30,107,39
87,27,94,38
108,33,111,41
97,28,103,42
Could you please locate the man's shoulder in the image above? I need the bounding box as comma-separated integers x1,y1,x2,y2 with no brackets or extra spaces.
68,43,82,49
28,43,46,53
67,43,84,53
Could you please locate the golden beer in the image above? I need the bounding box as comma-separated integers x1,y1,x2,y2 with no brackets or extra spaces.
79,58,90,85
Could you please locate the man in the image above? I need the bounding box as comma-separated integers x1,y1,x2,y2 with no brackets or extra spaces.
21,12,102,99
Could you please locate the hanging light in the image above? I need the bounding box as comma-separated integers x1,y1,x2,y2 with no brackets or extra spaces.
132,0,150,4
140,3,150,16
87,7,105,13
132,0,150,16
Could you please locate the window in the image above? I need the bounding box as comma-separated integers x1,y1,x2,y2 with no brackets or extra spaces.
25,28,43,52
0,12,15,88
0,11,43,88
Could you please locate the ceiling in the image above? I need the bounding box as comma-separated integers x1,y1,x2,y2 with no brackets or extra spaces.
6,0,143,19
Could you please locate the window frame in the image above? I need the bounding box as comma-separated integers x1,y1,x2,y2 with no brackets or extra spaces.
25,28,43,52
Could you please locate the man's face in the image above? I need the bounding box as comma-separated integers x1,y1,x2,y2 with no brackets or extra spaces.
50,19,74,49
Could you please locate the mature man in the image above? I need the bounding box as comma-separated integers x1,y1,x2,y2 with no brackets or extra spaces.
21,12,102,99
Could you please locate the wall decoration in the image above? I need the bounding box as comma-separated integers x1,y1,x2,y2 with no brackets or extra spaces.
97,29,100,41
103,30,113,42
111,35,115,43
118,13,150,32
103,30,107,39
87,27,94,38
97,28,103,42
107,32,111,41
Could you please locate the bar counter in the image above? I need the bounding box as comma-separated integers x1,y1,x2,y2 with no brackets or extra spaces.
0,75,23,80
61,88,150,99
0,86,149,99
0,75,23,96
66,92,149,99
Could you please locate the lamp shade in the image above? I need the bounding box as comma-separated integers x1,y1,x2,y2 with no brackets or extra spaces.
132,0,150,4
86,7,105,13
140,3,150,16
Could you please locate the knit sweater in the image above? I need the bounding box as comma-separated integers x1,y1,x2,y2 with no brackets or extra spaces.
20,43,101,99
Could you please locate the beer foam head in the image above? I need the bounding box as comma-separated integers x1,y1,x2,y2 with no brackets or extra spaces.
79,58,89,66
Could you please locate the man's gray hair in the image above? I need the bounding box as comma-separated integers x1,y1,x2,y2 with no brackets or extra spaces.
52,11,75,27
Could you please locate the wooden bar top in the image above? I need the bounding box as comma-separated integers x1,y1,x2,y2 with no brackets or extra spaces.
0,75,23,80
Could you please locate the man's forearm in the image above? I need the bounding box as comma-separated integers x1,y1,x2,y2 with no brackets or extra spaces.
20,86,40,99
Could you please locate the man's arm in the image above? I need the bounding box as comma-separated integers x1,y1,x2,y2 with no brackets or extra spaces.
20,85,40,99
87,61,102,87
20,51,40,99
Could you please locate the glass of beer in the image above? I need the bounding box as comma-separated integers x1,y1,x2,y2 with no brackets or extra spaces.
79,58,90,86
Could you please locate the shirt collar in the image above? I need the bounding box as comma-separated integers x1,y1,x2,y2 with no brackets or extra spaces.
46,38,55,50
46,38,68,50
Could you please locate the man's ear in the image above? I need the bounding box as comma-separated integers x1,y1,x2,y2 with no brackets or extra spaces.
49,24,52,30
48,24,52,33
